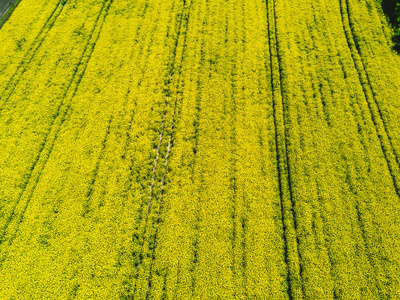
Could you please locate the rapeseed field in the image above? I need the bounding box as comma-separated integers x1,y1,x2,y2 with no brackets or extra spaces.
1,0,400,299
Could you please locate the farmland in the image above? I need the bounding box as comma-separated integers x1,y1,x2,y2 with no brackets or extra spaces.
1,0,400,299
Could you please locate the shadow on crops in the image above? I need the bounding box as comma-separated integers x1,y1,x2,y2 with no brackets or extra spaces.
381,0,400,52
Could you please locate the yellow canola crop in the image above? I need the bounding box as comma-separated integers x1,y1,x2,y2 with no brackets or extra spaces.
0,0,400,299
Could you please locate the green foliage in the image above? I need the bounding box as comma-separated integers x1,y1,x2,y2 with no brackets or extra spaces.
382,0,400,51
15,37,26,51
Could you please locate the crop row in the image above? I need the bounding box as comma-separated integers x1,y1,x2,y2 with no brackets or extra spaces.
143,0,291,298
0,0,111,262
273,0,400,298
0,0,187,298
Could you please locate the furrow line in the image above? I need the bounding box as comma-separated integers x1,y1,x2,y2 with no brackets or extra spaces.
229,34,242,300
339,0,400,198
119,0,153,170
238,2,248,296
231,141,238,299
337,2,399,289
114,0,153,197
0,0,113,261
0,0,65,111
305,0,347,294
229,2,242,297
189,6,207,294
189,79,202,296
240,212,247,298
342,158,384,297
266,0,304,299
82,115,114,217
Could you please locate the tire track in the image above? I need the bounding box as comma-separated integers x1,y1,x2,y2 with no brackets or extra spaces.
240,209,247,298
231,126,239,299
317,0,393,297
189,5,207,295
124,0,176,237
118,0,153,168
229,38,247,300
106,7,159,296
144,133,173,300
0,0,65,111
307,0,343,290
83,1,152,220
129,1,190,297
82,115,114,217
266,0,304,299
306,0,376,296
144,2,192,295
338,0,400,290
189,77,203,296
237,2,248,296
130,98,168,295
339,0,400,199
340,156,383,297
0,0,113,263
66,3,154,298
